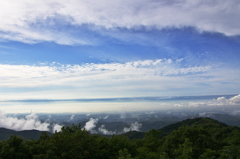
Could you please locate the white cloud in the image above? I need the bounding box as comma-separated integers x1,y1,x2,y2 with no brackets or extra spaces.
215,94,240,105
0,0,239,44
98,125,116,135
0,58,239,100
0,59,210,88
123,122,142,133
84,118,142,135
175,94,240,108
229,95,240,104
98,122,142,135
53,124,63,132
84,118,98,133
0,111,50,131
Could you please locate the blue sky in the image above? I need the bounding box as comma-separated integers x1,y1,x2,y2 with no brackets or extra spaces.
0,0,239,103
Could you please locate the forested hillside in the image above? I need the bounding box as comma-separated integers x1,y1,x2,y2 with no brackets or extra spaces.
0,117,240,158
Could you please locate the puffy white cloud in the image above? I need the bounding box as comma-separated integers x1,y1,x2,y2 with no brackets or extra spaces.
0,111,50,131
229,94,240,104
175,94,240,108
83,117,142,135
98,122,142,135
53,124,63,132
0,0,239,44
84,118,98,132
216,96,227,103
214,95,240,105
123,122,142,133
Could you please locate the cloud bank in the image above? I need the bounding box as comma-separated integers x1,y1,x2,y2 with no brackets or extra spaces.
175,94,240,108
0,111,62,132
215,94,240,105
0,0,239,45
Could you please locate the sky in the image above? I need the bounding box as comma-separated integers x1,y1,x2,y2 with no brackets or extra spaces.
0,0,240,109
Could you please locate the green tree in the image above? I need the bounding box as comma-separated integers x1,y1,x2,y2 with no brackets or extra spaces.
174,138,193,159
199,149,219,159
108,135,137,159
219,145,240,159
160,126,216,158
118,148,132,159
0,135,31,159
144,129,161,151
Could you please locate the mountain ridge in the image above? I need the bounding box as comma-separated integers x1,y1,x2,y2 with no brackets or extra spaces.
0,117,239,141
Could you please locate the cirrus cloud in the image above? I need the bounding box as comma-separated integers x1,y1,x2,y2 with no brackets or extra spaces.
0,59,210,88
0,58,238,100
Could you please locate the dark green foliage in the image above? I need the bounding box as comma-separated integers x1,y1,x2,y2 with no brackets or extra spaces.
31,124,103,159
122,131,145,139
0,135,31,159
0,118,240,158
159,117,228,137
160,126,216,158
118,148,132,159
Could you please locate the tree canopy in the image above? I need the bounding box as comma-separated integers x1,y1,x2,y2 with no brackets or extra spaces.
0,118,240,159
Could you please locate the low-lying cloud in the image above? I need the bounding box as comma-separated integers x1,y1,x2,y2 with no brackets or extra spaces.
84,118,142,135
53,124,63,132
123,122,142,133
84,118,98,133
69,115,75,121
98,125,116,135
174,94,240,108
0,111,62,133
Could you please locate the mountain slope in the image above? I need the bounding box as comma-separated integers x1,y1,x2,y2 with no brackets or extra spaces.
0,128,52,140
123,117,239,139
159,117,229,136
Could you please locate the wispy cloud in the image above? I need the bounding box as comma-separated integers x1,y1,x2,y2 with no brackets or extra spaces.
69,115,75,121
0,58,239,99
0,59,211,99
0,0,239,45
98,125,116,135
0,59,210,87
